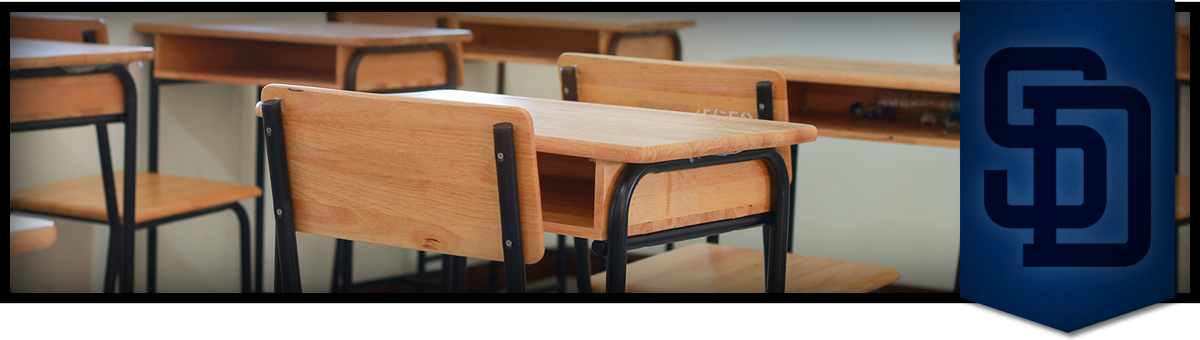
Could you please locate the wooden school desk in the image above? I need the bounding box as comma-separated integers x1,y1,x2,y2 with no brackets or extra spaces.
390,89,817,292
133,21,473,293
456,12,694,93
716,55,961,148
717,54,960,291
11,38,154,292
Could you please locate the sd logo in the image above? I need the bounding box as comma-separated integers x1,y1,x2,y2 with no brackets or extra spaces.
984,47,1151,267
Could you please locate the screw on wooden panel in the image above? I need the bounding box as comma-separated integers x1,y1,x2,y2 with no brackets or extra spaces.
497,152,504,161
276,209,283,216
759,103,765,110
265,127,272,136
505,240,513,248
563,87,570,94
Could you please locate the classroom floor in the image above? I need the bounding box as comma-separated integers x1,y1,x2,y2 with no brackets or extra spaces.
352,247,947,293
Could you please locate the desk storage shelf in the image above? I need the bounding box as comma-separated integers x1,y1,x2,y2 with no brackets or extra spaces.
458,13,695,64
718,55,962,148
136,22,471,91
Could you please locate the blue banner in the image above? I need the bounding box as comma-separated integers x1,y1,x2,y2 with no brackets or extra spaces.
960,0,1175,333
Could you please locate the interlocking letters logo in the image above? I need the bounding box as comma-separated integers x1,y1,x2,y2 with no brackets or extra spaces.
983,47,1150,267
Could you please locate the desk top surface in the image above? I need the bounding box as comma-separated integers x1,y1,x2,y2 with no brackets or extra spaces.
10,38,155,70
396,90,817,163
715,55,961,94
458,12,695,32
134,21,473,47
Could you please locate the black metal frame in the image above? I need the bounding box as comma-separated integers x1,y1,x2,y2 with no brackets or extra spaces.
14,64,253,293
591,148,792,293
261,99,532,293
560,65,793,292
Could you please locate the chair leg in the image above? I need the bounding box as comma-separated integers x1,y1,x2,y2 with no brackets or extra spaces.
573,237,592,293
103,226,122,293
330,239,345,293
341,240,353,293
230,203,252,293
147,225,157,293
556,234,567,293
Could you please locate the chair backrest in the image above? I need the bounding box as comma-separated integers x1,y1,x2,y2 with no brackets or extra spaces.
328,12,466,88
258,84,544,266
10,12,109,44
556,52,793,170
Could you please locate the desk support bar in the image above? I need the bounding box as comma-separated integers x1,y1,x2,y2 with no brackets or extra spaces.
598,147,791,293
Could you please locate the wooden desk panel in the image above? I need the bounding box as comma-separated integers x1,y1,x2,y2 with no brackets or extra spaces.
457,13,694,63
10,38,153,124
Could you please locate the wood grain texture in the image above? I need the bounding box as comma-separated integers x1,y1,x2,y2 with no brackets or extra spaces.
557,52,793,175
10,12,109,44
716,55,960,94
10,215,57,255
10,72,125,124
329,12,466,87
394,90,817,164
259,84,544,264
10,38,153,70
9,172,262,224
134,21,472,47
591,243,901,293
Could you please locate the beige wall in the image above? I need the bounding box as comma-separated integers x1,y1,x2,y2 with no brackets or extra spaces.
10,12,1187,293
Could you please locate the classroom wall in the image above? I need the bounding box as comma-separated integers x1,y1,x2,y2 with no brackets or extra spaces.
10,12,1188,293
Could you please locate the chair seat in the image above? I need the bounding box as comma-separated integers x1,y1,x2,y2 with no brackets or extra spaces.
10,172,262,224
591,242,900,293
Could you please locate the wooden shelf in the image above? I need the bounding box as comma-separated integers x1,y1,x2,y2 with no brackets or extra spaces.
152,34,339,86
790,109,960,148
154,66,337,87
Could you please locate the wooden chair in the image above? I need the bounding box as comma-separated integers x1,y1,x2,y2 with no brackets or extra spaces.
557,52,899,292
9,13,261,293
257,84,544,293
321,12,483,292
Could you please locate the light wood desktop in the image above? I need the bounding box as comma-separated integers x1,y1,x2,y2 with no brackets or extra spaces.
716,55,961,148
